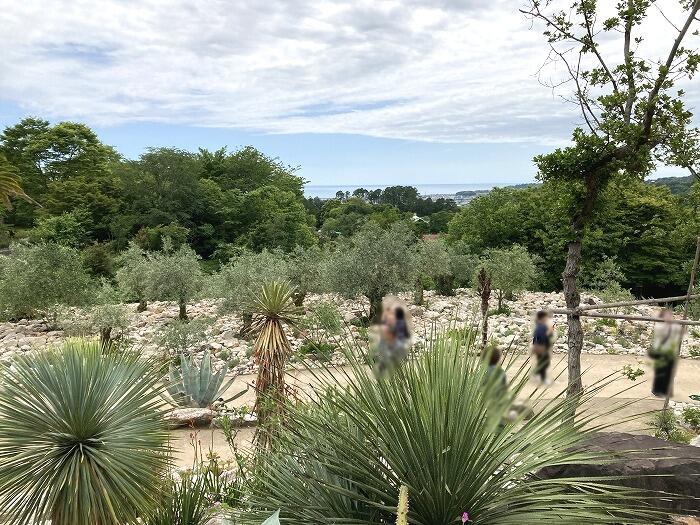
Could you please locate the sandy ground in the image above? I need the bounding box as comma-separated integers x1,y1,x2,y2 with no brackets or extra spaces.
168,353,700,467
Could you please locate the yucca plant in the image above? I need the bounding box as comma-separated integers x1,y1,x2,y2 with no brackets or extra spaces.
238,330,662,524
143,470,209,525
0,339,170,525
165,349,247,408
247,280,301,449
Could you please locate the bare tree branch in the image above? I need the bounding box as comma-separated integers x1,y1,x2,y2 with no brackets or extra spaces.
642,0,700,140
623,0,636,124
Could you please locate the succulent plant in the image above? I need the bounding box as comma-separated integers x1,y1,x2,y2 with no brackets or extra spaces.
165,349,246,408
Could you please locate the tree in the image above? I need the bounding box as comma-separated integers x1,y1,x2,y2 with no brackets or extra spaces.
412,237,451,304
116,242,151,312
0,242,93,322
0,340,169,525
523,0,700,395
247,281,301,450
326,222,416,321
286,245,325,306
214,249,289,314
476,245,537,310
147,242,204,320
28,210,89,247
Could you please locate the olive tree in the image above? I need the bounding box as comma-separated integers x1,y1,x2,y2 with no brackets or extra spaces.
523,0,700,395
0,242,93,322
214,249,289,313
115,242,150,311
147,243,204,320
412,237,450,304
476,245,537,311
325,221,416,321
286,245,325,306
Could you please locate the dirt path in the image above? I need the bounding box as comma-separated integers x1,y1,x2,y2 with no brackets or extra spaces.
169,354,699,467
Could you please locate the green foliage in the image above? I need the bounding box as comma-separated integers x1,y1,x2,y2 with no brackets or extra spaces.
682,406,700,431
28,210,89,247
82,242,115,278
240,332,660,524
158,317,212,359
0,242,94,321
0,153,35,210
143,471,209,525
621,364,645,381
135,222,190,251
59,281,131,349
115,241,151,310
302,302,343,336
147,242,205,319
475,245,537,308
297,341,336,361
325,221,416,319
650,410,692,444
0,340,169,525
580,255,625,291
165,350,245,408
286,245,325,304
214,249,289,313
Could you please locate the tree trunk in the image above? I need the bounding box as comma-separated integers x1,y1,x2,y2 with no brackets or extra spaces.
369,294,383,323
477,268,491,349
563,239,584,397
292,290,306,307
100,327,112,353
414,279,424,305
178,299,188,321
497,292,503,311
137,297,147,312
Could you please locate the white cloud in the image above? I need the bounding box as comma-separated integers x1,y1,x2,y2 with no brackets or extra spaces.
1,0,697,144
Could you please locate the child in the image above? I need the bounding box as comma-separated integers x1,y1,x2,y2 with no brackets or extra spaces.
532,310,554,385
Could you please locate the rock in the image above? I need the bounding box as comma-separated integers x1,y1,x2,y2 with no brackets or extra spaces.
691,435,700,448
673,517,700,525
204,515,232,525
164,407,217,429
538,432,700,515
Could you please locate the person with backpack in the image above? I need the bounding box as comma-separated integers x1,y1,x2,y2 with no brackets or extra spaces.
532,310,554,385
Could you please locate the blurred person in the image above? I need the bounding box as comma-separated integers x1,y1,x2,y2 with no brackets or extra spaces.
482,346,507,396
648,309,682,397
531,310,554,385
375,297,412,375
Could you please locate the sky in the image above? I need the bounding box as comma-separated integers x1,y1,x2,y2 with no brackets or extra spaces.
0,0,697,186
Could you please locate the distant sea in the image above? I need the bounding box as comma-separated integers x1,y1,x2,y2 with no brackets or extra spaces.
304,183,516,198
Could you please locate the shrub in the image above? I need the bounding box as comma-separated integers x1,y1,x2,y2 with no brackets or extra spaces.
300,302,342,342
238,333,657,524
682,406,700,430
143,470,209,525
0,242,94,321
27,210,88,247
298,341,336,361
158,317,211,360
82,242,114,278
0,340,169,525
621,364,645,381
650,410,692,444
595,318,617,328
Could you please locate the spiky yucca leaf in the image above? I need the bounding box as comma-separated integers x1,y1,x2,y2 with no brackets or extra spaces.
248,281,301,449
0,340,170,525
239,329,662,524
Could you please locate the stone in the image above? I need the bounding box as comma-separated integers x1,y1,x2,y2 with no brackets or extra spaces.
164,407,217,429
691,435,700,448
538,432,700,515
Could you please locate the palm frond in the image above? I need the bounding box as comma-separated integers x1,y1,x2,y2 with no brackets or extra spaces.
0,154,37,210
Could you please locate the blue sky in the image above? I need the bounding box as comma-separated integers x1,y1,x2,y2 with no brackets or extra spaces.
0,0,696,186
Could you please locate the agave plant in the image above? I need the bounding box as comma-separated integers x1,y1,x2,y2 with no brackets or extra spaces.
238,331,661,524
247,280,301,449
0,339,169,525
165,349,246,408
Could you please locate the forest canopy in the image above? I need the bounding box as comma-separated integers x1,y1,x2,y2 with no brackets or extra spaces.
0,116,698,298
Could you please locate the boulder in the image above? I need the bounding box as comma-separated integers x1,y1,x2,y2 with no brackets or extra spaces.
538,432,700,515
164,407,217,429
